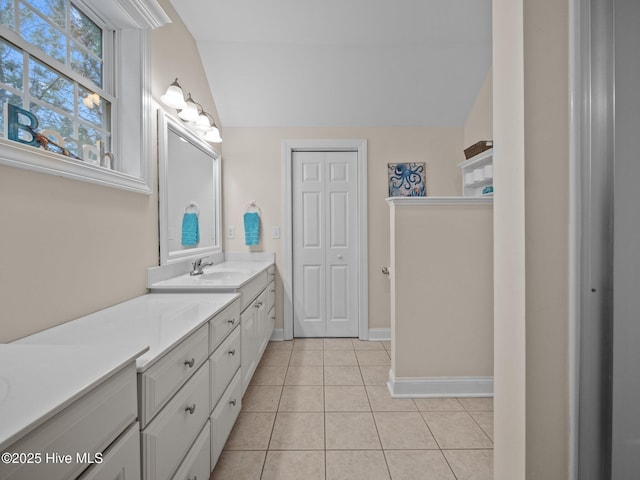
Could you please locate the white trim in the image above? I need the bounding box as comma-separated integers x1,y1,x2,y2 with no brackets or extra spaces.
282,139,368,341
0,13,157,195
81,0,170,29
367,328,391,341
385,196,493,206
270,329,285,341
387,372,494,398
157,109,222,265
568,1,581,479
0,138,151,193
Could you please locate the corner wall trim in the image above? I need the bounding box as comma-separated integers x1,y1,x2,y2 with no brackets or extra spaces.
387,373,494,398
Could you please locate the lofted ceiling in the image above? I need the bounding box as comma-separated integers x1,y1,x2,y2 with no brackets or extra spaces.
169,0,492,128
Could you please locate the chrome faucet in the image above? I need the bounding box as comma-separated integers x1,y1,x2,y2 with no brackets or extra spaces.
190,257,213,276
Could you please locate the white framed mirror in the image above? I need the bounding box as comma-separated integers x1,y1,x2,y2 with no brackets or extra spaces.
158,109,221,265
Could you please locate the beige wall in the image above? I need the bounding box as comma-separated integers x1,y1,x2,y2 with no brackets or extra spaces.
0,0,216,342
390,203,493,378
464,68,493,149
493,0,571,478
221,127,465,332
523,0,570,477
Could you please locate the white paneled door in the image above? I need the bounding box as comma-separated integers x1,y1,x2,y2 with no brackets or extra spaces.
292,151,359,337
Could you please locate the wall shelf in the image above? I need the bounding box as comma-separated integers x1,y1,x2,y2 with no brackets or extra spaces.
457,148,493,196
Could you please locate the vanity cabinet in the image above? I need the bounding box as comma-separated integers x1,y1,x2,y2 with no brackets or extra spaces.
240,266,276,394
138,296,242,480
0,358,140,480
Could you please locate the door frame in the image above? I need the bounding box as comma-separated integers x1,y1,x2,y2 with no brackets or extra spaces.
282,139,368,341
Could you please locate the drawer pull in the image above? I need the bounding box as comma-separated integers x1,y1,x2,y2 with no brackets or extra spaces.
184,358,195,368
271,316,276,320
227,318,236,325
270,289,275,293
185,404,196,415
228,349,236,356
254,301,263,309
229,399,237,407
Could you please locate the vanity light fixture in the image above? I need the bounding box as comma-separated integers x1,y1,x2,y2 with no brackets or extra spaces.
160,78,188,110
195,108,223,143
160,79,223,143
177,93,200,122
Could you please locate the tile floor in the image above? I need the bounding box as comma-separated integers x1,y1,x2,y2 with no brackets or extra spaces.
210,338,493,480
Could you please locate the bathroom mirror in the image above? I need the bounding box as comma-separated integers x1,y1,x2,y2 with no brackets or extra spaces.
157,109,221,265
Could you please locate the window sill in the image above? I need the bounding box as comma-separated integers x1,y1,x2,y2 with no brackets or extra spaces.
0,138,152,194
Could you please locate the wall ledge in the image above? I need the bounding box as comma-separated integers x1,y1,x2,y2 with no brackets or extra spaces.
386,196,493,206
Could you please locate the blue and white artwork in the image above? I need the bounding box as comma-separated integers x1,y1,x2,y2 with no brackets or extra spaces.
388,162,426,197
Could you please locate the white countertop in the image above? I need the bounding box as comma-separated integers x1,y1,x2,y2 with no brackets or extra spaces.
149,260,273,291
14,293,239,371
0,343,147,452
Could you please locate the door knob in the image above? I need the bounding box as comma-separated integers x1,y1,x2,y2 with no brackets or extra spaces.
337,254,343,259
382,267,389,276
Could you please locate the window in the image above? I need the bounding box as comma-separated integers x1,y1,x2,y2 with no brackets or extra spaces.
1,0,113,161
0,0,169,193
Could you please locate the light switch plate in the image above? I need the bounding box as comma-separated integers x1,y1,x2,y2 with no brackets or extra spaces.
272,226,281,239
227,225,235,239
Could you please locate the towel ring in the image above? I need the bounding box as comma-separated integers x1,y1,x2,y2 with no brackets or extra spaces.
185,202,199,214
245,200,262,216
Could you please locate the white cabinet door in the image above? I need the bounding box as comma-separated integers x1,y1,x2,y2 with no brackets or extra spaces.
292,151,359,337
240,306,257,394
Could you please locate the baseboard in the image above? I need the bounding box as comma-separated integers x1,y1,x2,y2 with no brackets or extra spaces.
270,328,389,342
367,328,391,341
270,328,285,341
387,372,494,398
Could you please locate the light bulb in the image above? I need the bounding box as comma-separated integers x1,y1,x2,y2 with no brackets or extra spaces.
160,78,188,109
178,93,199,122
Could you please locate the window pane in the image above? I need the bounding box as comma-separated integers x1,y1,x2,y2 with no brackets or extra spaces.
70,4,101,58
71,41,102,87
29,58,74,113
23,0,65,29
78,123,109,153
0,0,15,28
0,39,24,91
0,89,24,137
19,3,66,64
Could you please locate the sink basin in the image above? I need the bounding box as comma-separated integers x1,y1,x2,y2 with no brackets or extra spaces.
198,271,247,281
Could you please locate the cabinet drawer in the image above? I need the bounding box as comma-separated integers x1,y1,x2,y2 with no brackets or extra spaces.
239,270,267,311
141,362,209,480
78,422,141,480
266,280,275,314
139,324,208,427
0,363,137,480
210,370,242,469
209,299,240,354
210,326,241,411
171,421,210,480
267,306,275,342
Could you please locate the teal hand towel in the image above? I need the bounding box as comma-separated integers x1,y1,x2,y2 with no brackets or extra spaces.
182,212,199,246
244,212,260,246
